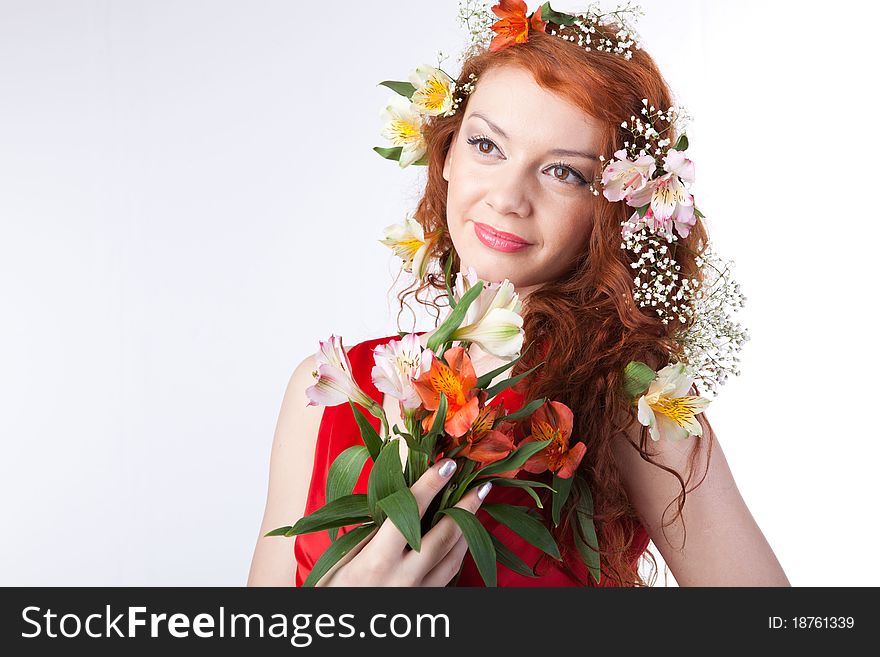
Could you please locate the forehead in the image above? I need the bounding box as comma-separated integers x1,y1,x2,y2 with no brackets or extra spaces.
463,66,601,148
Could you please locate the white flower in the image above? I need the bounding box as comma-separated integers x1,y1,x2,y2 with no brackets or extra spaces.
371,333,434,410
380,95,427,168
379,215,436,279
409,65,456,117
445,267,524,359
636,362,711,441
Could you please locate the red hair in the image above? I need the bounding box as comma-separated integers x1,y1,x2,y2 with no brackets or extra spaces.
395,28,715,586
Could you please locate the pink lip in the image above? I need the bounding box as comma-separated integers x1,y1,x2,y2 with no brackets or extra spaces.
473,222,531,253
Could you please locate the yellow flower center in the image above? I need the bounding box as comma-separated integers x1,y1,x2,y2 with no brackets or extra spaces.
415,78,450,112
391,237,423,263
651,396,700,428
388,119,422,146
428,361,467,406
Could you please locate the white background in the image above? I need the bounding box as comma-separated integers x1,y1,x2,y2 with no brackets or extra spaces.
1,0,877,586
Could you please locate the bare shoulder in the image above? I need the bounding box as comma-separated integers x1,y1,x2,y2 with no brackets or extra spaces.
247,349,346,586
610,410,788,585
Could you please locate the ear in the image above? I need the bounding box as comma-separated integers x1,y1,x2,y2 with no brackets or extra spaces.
442,137,455,183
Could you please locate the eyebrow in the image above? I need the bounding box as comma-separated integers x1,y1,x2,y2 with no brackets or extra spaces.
468,111,599,161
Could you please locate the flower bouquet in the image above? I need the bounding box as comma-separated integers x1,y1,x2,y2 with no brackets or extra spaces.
267,265,598,587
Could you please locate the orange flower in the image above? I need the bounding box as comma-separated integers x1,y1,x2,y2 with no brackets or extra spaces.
520,401,586,479
488,0,547,53
456,404,516,466
412,346,481,438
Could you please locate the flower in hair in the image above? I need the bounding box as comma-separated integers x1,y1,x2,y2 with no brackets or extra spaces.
600,149,656,202
488,0,547,52
379,215,438,279
409,65,457,117
379,95,427,168
375,65,476,168
635,363,710,442
626,149,695,234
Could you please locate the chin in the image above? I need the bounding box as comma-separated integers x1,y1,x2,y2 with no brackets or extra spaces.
458,251,530,287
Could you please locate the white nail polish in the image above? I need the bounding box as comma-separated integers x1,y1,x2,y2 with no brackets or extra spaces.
477,482,492,500
439,460,457,478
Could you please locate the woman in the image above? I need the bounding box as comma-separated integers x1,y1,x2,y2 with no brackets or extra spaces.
248,3,789,587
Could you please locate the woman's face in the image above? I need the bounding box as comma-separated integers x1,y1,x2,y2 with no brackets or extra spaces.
443,65,603,295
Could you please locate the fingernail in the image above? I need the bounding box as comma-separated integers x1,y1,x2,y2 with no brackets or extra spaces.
439,460,457,478
477,482,492,500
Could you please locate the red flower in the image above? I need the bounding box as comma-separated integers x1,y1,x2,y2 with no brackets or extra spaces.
455,404,516,466
412,346,480,438
520,401,586,479
488,0,547,53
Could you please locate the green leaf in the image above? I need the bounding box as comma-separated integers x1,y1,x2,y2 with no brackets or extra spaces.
378,80,417,98
673,134,689,151
426,281,484,353
423,392,448,445
476,439,550,477
483,504,560,560
349,402,383,462
326,445,370,504
490,477,554,509
636,203,650,219
418,393,447,468
264,525,292,537
325,445,370,542
483,361,544,399
622,361,656,399
474,341,534,389
283,494,370,536
491,535,538,578
551,474,574,527
539,2,577,25
495,397,546,424
439,507,497,587
373,145,402,162
573,477,601,584
694,206,705,219
302,523,376,587
367,439,407,524
443,252,457,310
376,488,422,552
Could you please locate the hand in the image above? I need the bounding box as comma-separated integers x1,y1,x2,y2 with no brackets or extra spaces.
315,459,491,587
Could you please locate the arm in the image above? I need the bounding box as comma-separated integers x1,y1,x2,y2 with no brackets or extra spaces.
611,414,790,586
247,354,325,586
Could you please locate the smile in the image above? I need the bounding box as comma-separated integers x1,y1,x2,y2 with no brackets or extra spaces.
473,222,531,253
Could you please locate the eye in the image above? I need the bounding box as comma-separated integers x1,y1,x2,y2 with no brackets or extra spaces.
466,135,589,187
545,161,588,186
466,135,500,157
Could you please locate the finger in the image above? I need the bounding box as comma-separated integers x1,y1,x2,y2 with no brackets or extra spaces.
315,526,378,587
366,459,458,557
421,534,468,587
403,481,492,577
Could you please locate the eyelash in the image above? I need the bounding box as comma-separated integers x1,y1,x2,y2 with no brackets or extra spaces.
465,135,589,186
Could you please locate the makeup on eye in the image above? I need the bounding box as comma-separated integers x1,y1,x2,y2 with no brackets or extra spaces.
465,135,589,186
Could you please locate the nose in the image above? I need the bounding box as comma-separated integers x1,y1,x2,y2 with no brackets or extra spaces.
483,163,532,218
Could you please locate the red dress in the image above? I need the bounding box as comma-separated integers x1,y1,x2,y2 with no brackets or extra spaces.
294,333,650,586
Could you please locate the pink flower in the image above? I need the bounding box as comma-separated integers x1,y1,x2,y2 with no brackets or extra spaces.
305,335,377,410
625,149,697,239
601,149,656,203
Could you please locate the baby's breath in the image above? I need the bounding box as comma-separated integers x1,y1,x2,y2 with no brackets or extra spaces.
457,0,494,55
673,246,750,396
